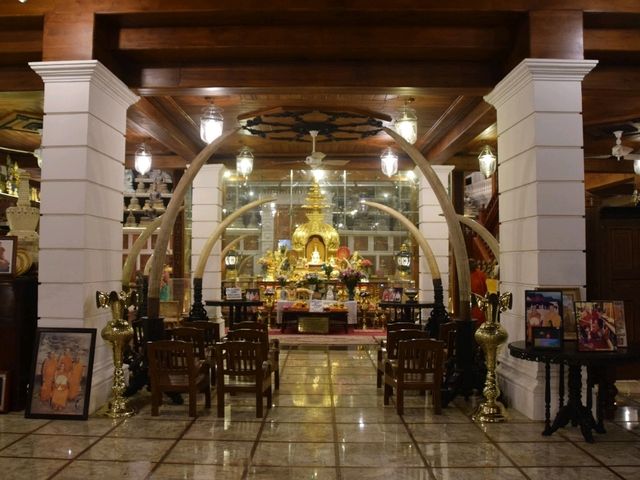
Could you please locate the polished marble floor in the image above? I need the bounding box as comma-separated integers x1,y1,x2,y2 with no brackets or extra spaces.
1,345,640,479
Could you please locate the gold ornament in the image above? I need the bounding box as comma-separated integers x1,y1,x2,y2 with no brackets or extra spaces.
96,290,137,418
472,290,512,423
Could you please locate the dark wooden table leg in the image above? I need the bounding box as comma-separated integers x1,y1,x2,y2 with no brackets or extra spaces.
543,361,552,435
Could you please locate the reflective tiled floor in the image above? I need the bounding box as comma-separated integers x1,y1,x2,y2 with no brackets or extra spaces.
1,345,640,479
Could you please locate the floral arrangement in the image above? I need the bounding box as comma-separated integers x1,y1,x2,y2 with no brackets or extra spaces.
304,272,320,285
360,258,373,269
321,263,334,278
338,268,365,286
276,275,288,287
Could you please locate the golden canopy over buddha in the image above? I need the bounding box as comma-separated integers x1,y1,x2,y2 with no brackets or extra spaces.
291,179,339,264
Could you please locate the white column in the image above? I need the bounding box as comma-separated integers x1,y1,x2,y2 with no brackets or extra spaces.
30,60,139,412
417,166,452,308
484,58,597,419
191,164,225,318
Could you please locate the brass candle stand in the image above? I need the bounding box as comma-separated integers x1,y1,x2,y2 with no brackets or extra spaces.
472,290,512,423
96,290,137,418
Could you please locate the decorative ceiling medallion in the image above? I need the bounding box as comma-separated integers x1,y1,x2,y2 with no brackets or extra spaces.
238,107,390,142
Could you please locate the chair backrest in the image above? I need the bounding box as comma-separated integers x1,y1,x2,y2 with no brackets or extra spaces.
225,329,269,361
438,321,457,359
147,340,196,386
230,321,268,332
131,319,145,353
386,322,419,333
396,338,444,377
215,340,265,377
386,329,430,359
188,320,221,345
168,327,207,360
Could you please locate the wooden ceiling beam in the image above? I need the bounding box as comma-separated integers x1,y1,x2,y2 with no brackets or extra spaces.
585,172,635,191
118,25,510,51
0,67,42,91
135,62,497,92
125,154,187,170
128,97,202,160
583,66,640,92
423,100,495,165
585,29,640,52
585,157,636,173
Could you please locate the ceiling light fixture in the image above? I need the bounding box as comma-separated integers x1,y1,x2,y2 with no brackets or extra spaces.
380,147,398,177
200,100,224,143
478,145,497,179
236,146,254,178
134,142,152,175
394,98,418,145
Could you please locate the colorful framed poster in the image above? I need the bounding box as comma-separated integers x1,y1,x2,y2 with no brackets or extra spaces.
525,290,563,348
575,301,617,352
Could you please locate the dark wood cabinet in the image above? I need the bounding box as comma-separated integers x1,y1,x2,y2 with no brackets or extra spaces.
0,275,37,411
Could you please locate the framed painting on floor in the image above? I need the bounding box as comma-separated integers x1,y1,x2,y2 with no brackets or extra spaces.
25,328,97,420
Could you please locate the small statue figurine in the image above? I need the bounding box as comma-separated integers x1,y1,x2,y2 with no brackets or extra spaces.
326,285,335,301
310,246,322,265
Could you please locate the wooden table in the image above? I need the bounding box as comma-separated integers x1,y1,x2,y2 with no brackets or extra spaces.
281,309,349,333
205,300,263,327
509,340,640,443
378,301,434,327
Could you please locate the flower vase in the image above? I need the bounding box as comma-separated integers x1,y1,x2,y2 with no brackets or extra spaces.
280,288,287,300
345,281,357,301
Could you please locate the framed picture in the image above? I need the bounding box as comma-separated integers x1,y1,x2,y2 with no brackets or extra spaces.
245,288,261,302
0,236,17,276
26,328,97,420
525,290,563,348
532,327,563,349
575,301,617,352
538,287,581,340
612,300,628,347
0,371,9,413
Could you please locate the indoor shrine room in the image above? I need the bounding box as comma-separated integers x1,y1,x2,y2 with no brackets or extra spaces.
1,1,640,479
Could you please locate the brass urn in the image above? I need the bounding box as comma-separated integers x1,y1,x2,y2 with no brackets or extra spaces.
96,290,137,418
472,290,512,423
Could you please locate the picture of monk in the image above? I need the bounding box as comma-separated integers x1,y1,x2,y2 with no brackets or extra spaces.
39,352,58,403
58,348,73,374
68,359,84,401
26,328,97,419
51,364,69,411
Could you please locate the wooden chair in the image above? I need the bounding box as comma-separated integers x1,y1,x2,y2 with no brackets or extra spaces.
130,318,145,354
215,340,272,418
147,340,211,417
167,327,208,361
225,328,280,389
230,321,268,332
377,328,429,388
384,338,445,415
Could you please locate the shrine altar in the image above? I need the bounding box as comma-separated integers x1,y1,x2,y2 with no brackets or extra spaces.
276,300,358,326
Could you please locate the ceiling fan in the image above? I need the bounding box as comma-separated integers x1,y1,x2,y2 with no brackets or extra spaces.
278,130,349,169
304,130,349,168
587,130,640,161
